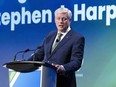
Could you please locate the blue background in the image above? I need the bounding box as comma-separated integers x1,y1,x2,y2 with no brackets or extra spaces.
0,0,116,87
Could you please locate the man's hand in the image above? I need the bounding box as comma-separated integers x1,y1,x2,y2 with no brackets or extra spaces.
52,64,65,73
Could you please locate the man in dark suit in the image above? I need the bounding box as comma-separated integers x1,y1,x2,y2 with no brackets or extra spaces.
29,7,85,87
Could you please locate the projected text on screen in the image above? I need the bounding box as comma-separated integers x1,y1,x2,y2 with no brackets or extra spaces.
0,3,116,31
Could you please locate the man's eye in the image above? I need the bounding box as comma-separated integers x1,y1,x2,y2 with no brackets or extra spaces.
57,18,68,21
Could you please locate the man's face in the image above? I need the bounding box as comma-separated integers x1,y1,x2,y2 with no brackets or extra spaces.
55,13,71,32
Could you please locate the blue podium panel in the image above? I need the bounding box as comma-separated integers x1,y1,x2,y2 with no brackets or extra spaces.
9,69,41,87
41,66,56,87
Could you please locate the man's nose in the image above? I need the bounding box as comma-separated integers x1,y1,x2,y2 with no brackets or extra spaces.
59,19,64,23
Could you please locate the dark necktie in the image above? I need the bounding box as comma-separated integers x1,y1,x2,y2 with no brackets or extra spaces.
52,33,63,52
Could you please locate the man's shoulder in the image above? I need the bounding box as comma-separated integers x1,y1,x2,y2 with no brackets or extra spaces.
49,30,57,34
47,30,57,36
70,29,84,38
45,30,57,38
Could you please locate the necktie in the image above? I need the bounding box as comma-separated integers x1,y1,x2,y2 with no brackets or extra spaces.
52,33,63,52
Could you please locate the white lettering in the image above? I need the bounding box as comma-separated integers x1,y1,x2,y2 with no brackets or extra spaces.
74,4,85,21
86,6,97,20
1,12,10,25
98,6,105,20
32,10,41,24
22,7,31,24
106,5,116,26
11,12,21,31
0,4,116,31
42,9,52,23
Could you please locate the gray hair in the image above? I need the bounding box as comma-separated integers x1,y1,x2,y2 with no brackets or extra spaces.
54,7,72,20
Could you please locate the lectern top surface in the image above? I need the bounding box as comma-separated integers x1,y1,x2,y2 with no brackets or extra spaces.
3,61,56,73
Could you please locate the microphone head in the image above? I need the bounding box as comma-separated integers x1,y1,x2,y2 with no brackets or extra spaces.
37,46,41,49
24,49,30,52
56,39,59,42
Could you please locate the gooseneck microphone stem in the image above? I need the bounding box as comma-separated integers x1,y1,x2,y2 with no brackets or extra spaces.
13,49,30,61
22,49,30,61
13,46,41,61
33,46,41,61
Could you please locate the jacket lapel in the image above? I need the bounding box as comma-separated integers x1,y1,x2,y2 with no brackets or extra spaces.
47,32,57,56
48,30,73,58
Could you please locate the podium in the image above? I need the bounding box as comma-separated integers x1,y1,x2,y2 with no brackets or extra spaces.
3,61,57,87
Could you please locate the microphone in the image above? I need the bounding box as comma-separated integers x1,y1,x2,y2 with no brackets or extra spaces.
13,46,41,61
21,46,41,61
56,39,59,42
22,49,30,61
31,46,41,61
13,49,30,61
24,46,41,52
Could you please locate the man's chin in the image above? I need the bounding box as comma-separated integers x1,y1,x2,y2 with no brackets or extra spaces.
58,28,64,31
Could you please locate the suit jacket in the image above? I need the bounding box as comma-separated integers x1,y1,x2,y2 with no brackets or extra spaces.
29,29,85,87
